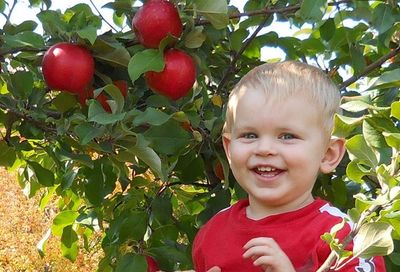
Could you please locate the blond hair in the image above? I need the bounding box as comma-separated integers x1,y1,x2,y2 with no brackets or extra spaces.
223,61,341,135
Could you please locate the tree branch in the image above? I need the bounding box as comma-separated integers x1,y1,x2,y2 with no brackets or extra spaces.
339,45,400,91
0,47,45,58
215,11,273,94
0,101,60,136
4,0,17,25
196,4,301,26
316,204,380,272
89,0,118,32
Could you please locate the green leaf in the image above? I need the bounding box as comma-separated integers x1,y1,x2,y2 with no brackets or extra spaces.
116,254,147,272
3,31,44,48
77,26,98,44
202,13,229,29
87,99,126,124
371,3,396,34
52,210,79,236
383,132,400,150
9,71,34,99
230,28,249,52
98,84,125,113
194,0,227,13
346,160,370,183
115,143,163,178
36,10,66,36
152,196,173,224
57,148,94,168
28,161,55,187
197,188,231,225
0,140,16,167
369,69,400,90
82,159,116,206
185,26,207,49
391,101,400,120
353,222,394,258
243,39,261,59
299,0,327,21
340,100,371,112
74,123,105,145
53,92,77,113
350,45,366,75
363,119,387,149
119,211,149,242
61,225,79,262
346,135,378,167
332,114,363,138
132,107,172,126
133,146,163,178
144,120,192,155
93,37,131,67
3,20,38,34
319,18,335,41
128,49,164,82
194,0,229,29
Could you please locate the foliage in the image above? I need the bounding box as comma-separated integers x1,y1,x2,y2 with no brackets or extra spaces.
1,0,400,271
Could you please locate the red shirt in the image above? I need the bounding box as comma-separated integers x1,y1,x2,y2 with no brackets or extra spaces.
192,198,386,272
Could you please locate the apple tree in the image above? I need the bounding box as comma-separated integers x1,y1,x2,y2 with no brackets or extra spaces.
1,0,400,271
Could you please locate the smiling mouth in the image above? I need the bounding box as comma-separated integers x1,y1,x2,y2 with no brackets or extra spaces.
254,166,282,177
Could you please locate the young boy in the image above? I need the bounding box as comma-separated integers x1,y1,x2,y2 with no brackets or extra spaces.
192,61,386,271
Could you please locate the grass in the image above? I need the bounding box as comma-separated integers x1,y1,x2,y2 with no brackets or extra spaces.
0,167,101,272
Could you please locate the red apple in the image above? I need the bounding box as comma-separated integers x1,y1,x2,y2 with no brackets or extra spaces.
113,80,128,97
145,49,196,100
132,0,183,48
96,93,112,112
213,161,225,181
146,256,159,272
78,81,128,112
42,42,94,94
77,86,94,107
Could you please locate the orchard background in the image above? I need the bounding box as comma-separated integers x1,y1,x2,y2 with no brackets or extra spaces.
1,0,400,271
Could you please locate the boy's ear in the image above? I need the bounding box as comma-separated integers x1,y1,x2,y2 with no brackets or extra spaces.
320,138,346,174
222,133,232,164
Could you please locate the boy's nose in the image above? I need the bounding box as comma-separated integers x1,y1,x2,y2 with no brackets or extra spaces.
255,137,277,156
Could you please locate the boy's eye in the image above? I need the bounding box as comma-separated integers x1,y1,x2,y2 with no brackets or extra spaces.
279,133,295,140
242,133,257,139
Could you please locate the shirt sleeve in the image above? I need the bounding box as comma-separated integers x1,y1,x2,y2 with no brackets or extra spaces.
316,222,387,271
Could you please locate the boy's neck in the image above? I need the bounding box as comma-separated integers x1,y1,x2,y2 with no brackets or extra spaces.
245,195,315,220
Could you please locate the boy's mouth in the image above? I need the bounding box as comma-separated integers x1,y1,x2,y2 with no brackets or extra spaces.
254,166,281,177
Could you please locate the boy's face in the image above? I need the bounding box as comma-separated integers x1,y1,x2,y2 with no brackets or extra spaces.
223,89,336,216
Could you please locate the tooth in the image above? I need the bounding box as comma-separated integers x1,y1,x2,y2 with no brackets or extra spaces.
258,167,276,171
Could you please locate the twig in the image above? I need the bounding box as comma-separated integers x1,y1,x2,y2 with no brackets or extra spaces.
195,1,352,26
4,0,17,25
0,47,45,58
316,204,380,272
215,12,272,95
339,45,400,90
196,4,301,26
89,0,118,32
0,101,60,135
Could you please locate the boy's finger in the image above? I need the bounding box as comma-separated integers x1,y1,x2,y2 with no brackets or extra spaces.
243,237,275,249
207,266,221,272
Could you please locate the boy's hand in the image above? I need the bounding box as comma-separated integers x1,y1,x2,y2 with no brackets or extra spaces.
243,237,296,272
181,267,220,272
206,267,221,272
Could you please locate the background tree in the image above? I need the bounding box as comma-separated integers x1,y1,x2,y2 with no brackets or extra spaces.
0,0,400,271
